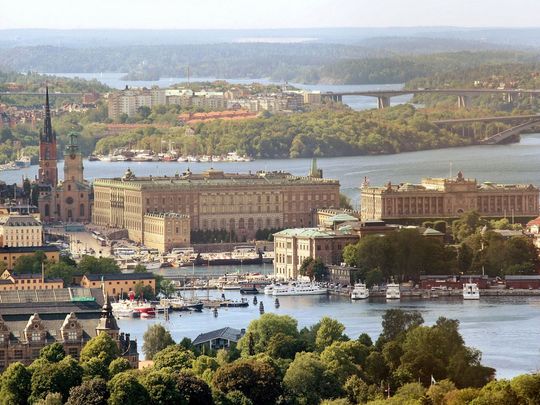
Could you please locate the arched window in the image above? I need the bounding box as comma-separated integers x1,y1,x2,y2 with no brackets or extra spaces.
229,218,235,230
67,209,73,220
247,218,254,230
239,218,245,229
44,204,50,217
67,185,71,191
79,204,85,217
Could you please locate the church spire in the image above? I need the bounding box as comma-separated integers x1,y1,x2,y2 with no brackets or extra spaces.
42,86,54,142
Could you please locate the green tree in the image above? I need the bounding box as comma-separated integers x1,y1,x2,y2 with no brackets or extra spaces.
266,332,304,359
0,362,31,405
82,354,109,380
315,317,348,352
142,324,175,360
344,375,370,404
133,263,147,273
237,313,299,356
108,358,132,377
45,262,77,285
212,359,282,405
283,352,341,404
443,388,480,405
39,343,65,362
108,372,149,405
65,378,109,405
452,211,483,243
34,392,63,405
141,369,181,405
159,279,176,298
470,380,518,405
427,379,457,405
320,341,369,384
30,356,83,403
77,256,120,275
80,332,120,366
379,309,424,344
175,371,214,405
339,193,353,210
510,373,540,404
152,344,195,371
299,257,329,281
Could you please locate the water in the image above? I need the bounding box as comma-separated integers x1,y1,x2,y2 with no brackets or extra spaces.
49,72,412,111
118,286,540,379
5,133,540,208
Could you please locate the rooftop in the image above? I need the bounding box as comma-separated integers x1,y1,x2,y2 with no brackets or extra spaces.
0,245,59,254
274,227,358,239
0,215,41,227
192,327,244,346
84,273,155,282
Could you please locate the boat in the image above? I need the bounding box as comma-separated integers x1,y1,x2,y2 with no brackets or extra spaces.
272,281,327,296
161,298,204,311
87,155,100,161
463,282,480,300
263,284,276,295
240,285,259,295
385,283,401,300
14,155,31,168
220,298,249,308
351,283,370,300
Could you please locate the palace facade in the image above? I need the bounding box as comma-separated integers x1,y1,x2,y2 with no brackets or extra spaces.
361,171,539,222
92,164,339,248
37,88,91,223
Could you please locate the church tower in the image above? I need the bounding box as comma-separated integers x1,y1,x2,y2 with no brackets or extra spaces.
64,132,84,184
38,87,58,186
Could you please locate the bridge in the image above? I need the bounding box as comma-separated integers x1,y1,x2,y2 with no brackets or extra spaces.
321,88,540,109
432,114,540,125
0,92,83,96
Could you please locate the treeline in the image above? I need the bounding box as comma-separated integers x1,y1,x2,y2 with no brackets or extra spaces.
343,211,538,282
95,105,475,158
0,309,510,404
2,45,538,84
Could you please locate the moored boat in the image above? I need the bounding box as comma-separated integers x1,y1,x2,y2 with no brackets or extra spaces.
272,281,327,296
385,283,401,300
463,282,480,300
351,283,370,300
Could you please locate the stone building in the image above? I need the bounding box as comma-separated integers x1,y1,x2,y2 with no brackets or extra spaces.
273,227,359,280
92,163,339,246
142,212,190,252
80,273,156,298
0,270,63,291
361,171,539,222
0,245,60,270
0,287,138,370
0,214,43,247
37,88,91,223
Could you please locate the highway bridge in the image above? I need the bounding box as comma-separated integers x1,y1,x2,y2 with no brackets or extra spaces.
321,88,540,109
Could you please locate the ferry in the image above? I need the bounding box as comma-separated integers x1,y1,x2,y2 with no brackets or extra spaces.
351,283,370,300
463,282,480,300
272,281,327,296
386,283,401,300
14,155,31,168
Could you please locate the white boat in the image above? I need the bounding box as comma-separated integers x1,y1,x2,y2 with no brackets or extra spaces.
386,283,401,300
14,155,31,168
463,282,480,300
351,283,370,300
272,281,327,296
264,284,278,295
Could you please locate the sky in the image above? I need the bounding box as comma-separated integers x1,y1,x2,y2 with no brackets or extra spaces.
2,0,540,30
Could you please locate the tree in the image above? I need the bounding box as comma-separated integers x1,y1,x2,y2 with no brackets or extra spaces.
175,371,214,405
315,317,348,352
108,358,132,377
77,256,120,275
108,372,149,405
299,257,329,282
133,263,147,273
469,380,518,405
142,324,175,360
452,211,483,243
443,388,480,405
320,341,368,384
45,262,77,285
379,309,424,344
39,343,65,362
80,332,120,366
66,378,109,405
30,356,83,403
266,332,304,359
212,359,282,405
339,193,353,210
34,392,63,405
510,373,540,404
0,362,31,405
152,344,195,371
283,352,341,404
427,379,457,405
141,369,181,405
237,313,299,356
82,354,109,380
159,279,176,298
344,375,370,404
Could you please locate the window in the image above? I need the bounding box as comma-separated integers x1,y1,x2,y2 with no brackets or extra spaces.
68,331,78,341
31,332,41,342
13,350,23,359
68,348,78,357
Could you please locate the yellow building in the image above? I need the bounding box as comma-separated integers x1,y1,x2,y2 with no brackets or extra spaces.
0,246,60,270
0,214,43,247
273,227,359,280
143,212,190,252
92,163,339,245
81,273,156,298
0,270,63,291
361,171,539,222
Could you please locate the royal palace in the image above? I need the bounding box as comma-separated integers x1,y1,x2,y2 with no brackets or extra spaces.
92,162,340,250
361,171,539,222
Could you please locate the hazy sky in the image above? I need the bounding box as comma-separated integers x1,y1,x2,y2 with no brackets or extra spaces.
2,0,540,29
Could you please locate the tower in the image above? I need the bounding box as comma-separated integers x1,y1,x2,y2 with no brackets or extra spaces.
64,132,84,184
38,87,58,186
308,158,323,178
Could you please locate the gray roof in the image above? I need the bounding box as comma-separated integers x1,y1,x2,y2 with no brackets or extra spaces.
192,327,244,346
1,215,41,227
